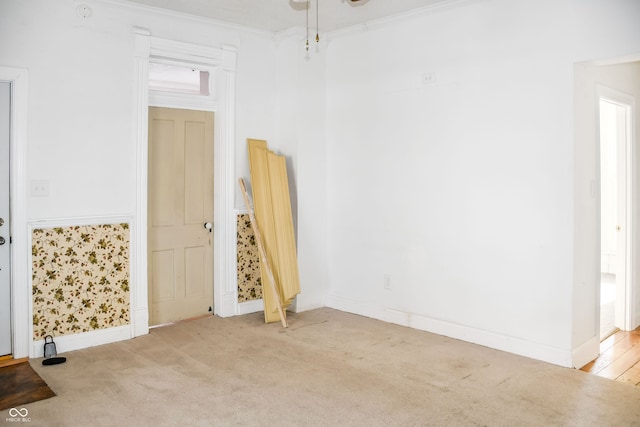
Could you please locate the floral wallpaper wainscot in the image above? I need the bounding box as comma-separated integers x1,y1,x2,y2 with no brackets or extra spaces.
237,214,262,302
32,223,130,339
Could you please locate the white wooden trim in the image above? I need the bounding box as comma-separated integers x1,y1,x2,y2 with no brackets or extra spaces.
572,336,600,369
133,31,238,337
237,299,264,315
132,28,151,339
149,37,226,68
0,67,29,359
326,294,573,368
291,300,325,313
215,46,238,317
102,0,272,38
31,325,131,358
149,91,217,112
324,0,480,41
28,214,132,229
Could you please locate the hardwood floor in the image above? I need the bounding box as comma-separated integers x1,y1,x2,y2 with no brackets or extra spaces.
581,327,640,386
0,360,56,411
0,356,28,369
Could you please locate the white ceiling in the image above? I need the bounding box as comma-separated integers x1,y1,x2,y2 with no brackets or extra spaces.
122,0,453,33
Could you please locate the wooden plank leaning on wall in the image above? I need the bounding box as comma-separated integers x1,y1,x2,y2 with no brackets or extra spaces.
246,139,301,324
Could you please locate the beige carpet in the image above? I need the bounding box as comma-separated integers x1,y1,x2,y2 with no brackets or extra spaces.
21,308,640,426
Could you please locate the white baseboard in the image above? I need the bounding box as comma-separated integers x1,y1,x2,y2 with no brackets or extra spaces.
572,336,599,369
31,325,132,358
292,301,325,313
326,294,573,368
237,299,263,315
217,293,238,317
133,308,149,337
236,298,325,316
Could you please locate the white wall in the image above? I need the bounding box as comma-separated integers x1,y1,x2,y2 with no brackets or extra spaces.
324,0,640,366
275,36,329,312
0,0,278,220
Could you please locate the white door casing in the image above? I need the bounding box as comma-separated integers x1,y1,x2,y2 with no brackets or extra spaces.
0,67,28,358
598,85,636,332
0,82,11,356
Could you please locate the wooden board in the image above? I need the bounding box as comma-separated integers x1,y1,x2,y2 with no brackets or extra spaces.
266,151,300,308
239,178,287,327
248,139,282,323
247,139,300,323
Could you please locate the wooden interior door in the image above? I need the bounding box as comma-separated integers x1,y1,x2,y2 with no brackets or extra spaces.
148,107,214,325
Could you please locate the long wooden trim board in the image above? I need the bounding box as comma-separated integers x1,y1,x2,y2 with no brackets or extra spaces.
247,139,300,323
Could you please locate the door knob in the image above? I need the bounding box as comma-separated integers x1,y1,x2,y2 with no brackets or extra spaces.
204,222,212,232
0,236,5,245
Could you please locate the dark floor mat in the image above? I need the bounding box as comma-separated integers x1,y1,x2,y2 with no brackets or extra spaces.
0,362,56,411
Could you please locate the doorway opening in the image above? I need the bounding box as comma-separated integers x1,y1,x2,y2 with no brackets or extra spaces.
572,57,640,370
598,88,634,341
147,62,215,326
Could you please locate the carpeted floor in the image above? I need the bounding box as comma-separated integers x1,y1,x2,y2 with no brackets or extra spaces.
13,308,640,426
0,361,56,411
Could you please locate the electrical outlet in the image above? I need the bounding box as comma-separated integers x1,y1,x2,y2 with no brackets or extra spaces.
421,72,437,85
30,180,49,197
384,274,392,290
76,4,93,19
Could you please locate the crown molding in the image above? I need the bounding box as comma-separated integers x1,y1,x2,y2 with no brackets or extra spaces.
326,0,484,40
97,0,274,38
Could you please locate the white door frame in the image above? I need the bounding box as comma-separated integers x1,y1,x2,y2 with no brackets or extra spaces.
597,85,636,331
132,29,238,338
0,67,29,358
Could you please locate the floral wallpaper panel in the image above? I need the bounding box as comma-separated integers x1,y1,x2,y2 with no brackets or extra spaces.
32,223,130,339
237,214,262,302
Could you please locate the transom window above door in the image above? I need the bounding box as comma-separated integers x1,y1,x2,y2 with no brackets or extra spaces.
149,62,210,96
